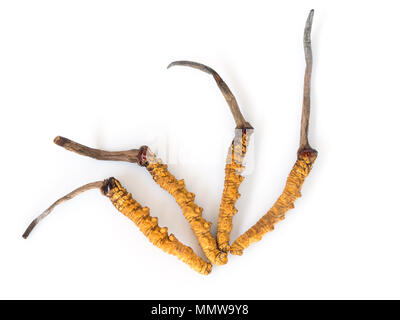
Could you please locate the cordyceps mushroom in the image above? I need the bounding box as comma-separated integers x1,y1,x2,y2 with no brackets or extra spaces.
167,61,253,253
230,9,318,256
23,9,318,274
22,177,212,275
24,137,226,267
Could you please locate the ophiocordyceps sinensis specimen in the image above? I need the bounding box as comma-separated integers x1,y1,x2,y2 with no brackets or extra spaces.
23,10,318,274
230,10,317,255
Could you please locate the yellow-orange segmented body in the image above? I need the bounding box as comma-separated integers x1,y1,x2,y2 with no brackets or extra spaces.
104,177,212,275
230,151,317,255
140,149,227,265
217,129,251,252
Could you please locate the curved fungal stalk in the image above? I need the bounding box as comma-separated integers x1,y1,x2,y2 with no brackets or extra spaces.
23,178,212,275
54,136,141,163
167,61,252,130
53,136,226,265
230,9,318,256
168,60,253,252
22,181,104,239
300,9,314,152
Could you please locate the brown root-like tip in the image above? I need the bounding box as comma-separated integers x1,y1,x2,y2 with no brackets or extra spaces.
54,136,68,146
305,10,314,41
22,181,104,239
299,9,315,153
22,221,38,239
168,60,252,130
168,61,215,75
53,136,140,164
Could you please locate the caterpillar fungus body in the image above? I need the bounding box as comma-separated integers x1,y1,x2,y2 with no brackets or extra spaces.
23,177,212,275
230,9,317,255
139,147,227,266
230,149,317,255
217,128,252,252
103,177,212,275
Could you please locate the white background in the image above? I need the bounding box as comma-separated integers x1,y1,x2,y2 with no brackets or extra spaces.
1,0,399,299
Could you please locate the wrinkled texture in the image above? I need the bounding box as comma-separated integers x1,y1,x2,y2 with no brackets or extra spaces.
230,152,317,255
217,130,251,252
106,178,212,275
144,150,227,265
